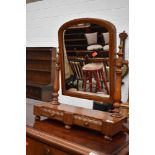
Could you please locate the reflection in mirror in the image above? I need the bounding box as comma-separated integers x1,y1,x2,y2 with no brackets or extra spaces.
63,23,110,98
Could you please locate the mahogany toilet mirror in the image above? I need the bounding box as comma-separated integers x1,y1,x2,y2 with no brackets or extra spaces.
34,18,128,140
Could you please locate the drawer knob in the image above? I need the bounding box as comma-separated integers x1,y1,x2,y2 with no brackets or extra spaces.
51,112,55,117
44,147,50,154
84,121,89,126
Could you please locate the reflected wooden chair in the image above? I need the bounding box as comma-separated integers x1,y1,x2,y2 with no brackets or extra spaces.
68,57,86,90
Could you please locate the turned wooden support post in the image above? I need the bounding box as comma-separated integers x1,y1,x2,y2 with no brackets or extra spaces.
112,45,124,117
51,50,60,105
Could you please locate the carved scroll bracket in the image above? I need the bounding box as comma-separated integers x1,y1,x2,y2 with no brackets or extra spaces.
119,31,128,60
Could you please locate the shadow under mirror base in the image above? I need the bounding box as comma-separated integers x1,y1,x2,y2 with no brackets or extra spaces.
93,101,113,112
34,102,128,140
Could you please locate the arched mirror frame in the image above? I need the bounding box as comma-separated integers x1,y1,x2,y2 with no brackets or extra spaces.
58,18,116,103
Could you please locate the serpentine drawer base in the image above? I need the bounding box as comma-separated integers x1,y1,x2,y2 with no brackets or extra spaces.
34,103,127,140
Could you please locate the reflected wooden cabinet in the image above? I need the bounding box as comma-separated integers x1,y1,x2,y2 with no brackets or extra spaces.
26,47,56,101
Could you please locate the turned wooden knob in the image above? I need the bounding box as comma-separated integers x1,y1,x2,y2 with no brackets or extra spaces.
84,121,89,126
50,112,55,117
65,125,71,129
44,147,50,154
113,102,120,108
104,135,112,141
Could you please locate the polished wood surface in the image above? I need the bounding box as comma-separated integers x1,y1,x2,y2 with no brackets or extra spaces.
27,102,129,155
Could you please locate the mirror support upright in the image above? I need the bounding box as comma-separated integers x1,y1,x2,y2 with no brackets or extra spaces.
51,51,60,105
112,45,124,117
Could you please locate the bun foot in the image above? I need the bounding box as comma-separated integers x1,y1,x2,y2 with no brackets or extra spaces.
35,116,40,121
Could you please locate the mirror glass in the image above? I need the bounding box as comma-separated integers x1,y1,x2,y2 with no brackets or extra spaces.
63,23,111,98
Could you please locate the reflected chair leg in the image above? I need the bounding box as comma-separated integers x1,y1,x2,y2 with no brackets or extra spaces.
99,70,103,89
103,62,108,80
77,79,79,91
82,80,84,89
100,69,109,94
101,81,103,89
89,72,92,92
83,71,87,92
95,71,101,92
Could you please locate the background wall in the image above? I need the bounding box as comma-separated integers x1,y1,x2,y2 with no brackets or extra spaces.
26,0,129,108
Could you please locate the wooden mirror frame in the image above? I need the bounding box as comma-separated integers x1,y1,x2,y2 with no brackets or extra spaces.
58,18,116,103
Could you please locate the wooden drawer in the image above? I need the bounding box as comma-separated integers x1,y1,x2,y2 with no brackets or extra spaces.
41,108,64,121
74,115,102,131
27,137,70,155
